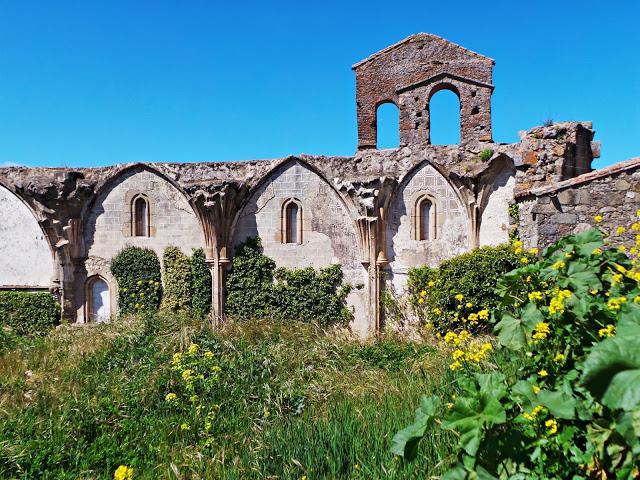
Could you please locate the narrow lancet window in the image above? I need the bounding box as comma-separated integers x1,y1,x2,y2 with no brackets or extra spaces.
133,196,149,237
286,202,299,244
421,199,432,240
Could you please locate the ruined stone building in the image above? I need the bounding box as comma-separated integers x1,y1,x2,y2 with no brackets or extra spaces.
1,33,638,336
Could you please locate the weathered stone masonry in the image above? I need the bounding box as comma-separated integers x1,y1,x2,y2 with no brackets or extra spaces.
0,33,632,336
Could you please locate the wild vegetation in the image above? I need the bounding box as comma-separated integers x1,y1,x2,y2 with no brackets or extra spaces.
393,219,640,478
0,314,455,479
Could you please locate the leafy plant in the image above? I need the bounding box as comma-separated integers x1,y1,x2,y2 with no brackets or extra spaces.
479,149,494,162
190,248,211,319
393,221,640,478
111,246,162,314
0,291,60,336
408,244,533,333
161,246,192,313
226,237,352,326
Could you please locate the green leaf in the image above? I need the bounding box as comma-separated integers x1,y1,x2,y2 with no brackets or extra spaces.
390,395,440,459
582,335,640,411
494,303,542,350
617,303,640,337
537,389,576,420
442,464,468,480
442,375,507,456
561,260,602,292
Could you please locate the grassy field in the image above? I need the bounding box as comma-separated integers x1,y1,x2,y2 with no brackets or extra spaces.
0,315,455,479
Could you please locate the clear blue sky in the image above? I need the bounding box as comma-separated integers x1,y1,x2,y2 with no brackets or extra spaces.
0,0,638,169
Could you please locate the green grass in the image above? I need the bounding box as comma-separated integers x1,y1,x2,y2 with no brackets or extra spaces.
0,314,456,479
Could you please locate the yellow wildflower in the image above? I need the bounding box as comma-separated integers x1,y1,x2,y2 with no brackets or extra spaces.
607,297,627,311
165,393,177,402
532,322,550,341
520,257,530,264
538,369,548,377
545,418,558,435
455,293,464,302
180,423,190,431
612,273,623,285
619,245,627,253
553,353,566,363
529,248,538,255
549,297,565,315
447,402,454,409
616,226,626,235
187,344,199,355
551,260,565,270
478,309,489,320
468,313,479,323
449,360,462,371
452,349,465,361
204,351,214,359
528,291,544,302
592,248,602,255
420,290,427,297
598,324,616,338
428,280,435,287
633,223,640,232
181,369,193,381
418,298,425,304
532,385,541,394
433,307,442,315
444,332,458,344
590,289,599,295
594,215,603,223
114,465,134,480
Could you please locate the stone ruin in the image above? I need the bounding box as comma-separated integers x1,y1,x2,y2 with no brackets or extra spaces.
1,33,638,336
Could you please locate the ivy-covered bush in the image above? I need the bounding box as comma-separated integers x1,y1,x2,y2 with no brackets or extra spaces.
0,291,60,336
190,248,212,319
393,222,640,478
225,237,352,326
408,243,534,333
161,246,192,313
111,246,162,314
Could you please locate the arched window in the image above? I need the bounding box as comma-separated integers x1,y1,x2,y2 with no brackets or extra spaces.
414,195,437,241
281,199,303,244
429,87,461,145
86,276,110,323
376,102,400,149
132,194,150,237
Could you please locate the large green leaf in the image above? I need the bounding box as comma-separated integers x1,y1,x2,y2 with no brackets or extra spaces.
390,395,440,459
617,303,640,337
442,374,507,456
560,260,602,292
582,335,640,411
537,389,576,419
494,303,542,350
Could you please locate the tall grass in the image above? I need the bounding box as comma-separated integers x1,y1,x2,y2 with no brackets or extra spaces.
0,315,455,479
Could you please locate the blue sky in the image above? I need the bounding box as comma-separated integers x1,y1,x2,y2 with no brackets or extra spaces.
0,0,638,169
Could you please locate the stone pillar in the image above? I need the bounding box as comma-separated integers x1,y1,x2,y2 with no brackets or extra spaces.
206,248,230,320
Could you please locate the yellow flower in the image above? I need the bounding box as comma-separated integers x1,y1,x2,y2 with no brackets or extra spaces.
549,297,565,315
528,291,544,302
520,257,529,264
532,385,541,394
465,302,473,308
449,360,462,371
607,297,627,311
545,418,558,435
187,344,199,355
204,351,214,359
529,248,538,255
616,226,626,235
592,248,602,255
165,392,177,402
455,294,464,302
114,465,134,480
525,275,532,283
420,290,427,297
477,309,489,320
180,423,190,431
428,280,435,287
632,223,640,232
598,324,616,338
551,260,565,270
263,409,270,418
553,353,566,363
444,331,458,344
181,369,193,381
594,215,603,223
619,245,627,253
538,369,548,377
447,402,454,409
432,307,442,315
612,273,624,285
418,298,425,304
590,289,599,295
452,349,465,361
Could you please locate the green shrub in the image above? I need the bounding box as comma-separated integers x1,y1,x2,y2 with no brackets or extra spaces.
479,148,493,162
161,246,192,313
393,226,640,478
226,237,352,326
111,246,162,314
408,243,533,333
0,291,60,336
190,248,212,319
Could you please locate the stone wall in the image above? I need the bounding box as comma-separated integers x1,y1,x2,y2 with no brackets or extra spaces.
234,160,369,335
0,184,54,288
517,158,640,249
386,162,470,291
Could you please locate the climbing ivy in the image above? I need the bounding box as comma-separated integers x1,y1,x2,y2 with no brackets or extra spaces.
161,246,192,313
225,237,352,326
190,248,212,319
111,246,162,314
0,291,60,336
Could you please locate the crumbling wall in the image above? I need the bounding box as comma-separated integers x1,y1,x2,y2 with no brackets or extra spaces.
517,158,640,249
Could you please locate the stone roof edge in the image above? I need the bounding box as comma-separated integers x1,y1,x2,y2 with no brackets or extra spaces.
516,157,640,199
352,33,495,70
